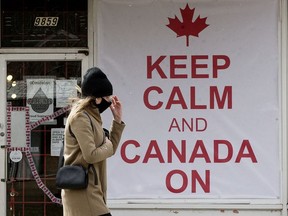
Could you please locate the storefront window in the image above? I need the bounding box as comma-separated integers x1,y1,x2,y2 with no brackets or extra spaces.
6,60,82,215
1,0,87,47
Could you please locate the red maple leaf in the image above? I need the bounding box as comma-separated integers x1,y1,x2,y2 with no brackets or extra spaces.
167,4,209,47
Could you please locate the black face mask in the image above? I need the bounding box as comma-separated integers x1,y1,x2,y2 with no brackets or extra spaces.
96,98,112,113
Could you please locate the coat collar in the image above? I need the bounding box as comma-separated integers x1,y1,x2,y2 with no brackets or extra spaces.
84,105,102,123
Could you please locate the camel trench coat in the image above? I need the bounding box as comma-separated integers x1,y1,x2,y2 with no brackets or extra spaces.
62,106,125,216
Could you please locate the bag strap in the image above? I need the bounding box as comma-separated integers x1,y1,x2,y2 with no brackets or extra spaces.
59,111,98,185
57,143,65,170
88,164,98,185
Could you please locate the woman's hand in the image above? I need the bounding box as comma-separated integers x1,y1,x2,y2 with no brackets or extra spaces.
110,96,122,123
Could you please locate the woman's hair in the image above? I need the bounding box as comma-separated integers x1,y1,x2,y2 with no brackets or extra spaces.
67,96,96,122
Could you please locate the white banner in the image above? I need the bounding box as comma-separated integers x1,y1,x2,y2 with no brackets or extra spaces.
98,0,280,200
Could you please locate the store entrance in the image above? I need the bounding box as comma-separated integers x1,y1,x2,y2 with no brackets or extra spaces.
0,54,88,216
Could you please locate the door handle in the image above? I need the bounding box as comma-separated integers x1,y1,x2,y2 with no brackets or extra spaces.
0,132,5,137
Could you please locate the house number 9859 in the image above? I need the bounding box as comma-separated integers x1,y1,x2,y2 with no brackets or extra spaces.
34,17,59,26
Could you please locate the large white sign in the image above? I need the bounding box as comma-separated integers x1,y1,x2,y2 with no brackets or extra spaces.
98,0,280,200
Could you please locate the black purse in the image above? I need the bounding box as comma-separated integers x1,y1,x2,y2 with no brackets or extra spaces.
56,112,98,190
56,164,91,189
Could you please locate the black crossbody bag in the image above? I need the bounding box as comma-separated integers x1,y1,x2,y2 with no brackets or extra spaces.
56,112,98,190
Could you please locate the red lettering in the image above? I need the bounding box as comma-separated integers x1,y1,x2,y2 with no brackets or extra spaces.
213,55,230,78
167,140,186,163
168,118,207,132
144,86,232,110
143,86,163,110
214,140,233,163
147,55,230,79
196,118,207,132
121,140,140,163
210,86,232,109
192,170,210,193
147,56,167,79
168,118,181,132
143,140,165,163
121,139,256,164
166,170,188,193
191,55,209,78
190,86,207,109
166,86,188,109
170,55,188,78
235,140,257,163
189,140,211,163
166,170,211,193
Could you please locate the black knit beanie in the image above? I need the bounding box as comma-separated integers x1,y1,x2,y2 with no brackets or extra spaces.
81,67,113,98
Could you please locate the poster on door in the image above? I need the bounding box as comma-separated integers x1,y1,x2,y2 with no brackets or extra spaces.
26,79,54,123
50,128,64,156
56,80,77,108
97,0,280,200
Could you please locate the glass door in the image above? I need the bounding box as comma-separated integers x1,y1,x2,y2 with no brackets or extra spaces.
0,54,88,216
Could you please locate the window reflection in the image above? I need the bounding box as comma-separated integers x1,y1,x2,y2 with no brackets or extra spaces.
1,0,88,47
